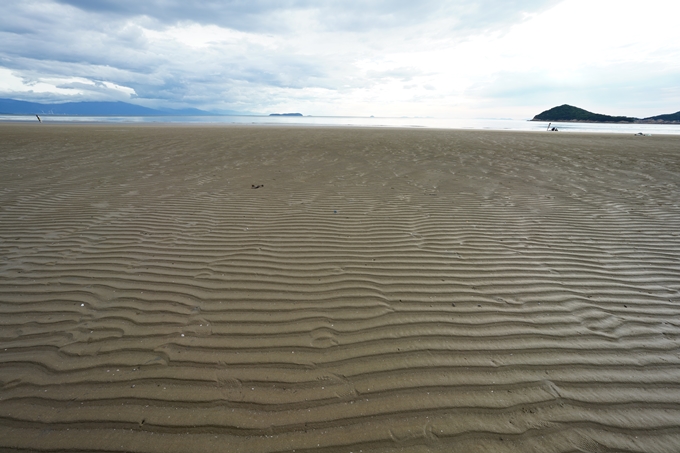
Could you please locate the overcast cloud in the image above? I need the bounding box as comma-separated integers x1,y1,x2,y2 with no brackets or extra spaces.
1,0,679,117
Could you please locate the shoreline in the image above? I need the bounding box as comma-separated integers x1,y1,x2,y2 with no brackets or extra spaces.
0,123,674,144
3,120,680,136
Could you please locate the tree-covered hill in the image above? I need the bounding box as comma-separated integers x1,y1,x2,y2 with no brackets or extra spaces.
643,111,680,123
532,104,637,123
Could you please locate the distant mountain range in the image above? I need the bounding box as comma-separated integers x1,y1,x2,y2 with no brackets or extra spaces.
0,98,240,116
532,104,680,124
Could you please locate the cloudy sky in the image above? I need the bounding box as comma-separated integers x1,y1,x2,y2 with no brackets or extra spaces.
1,0,679,117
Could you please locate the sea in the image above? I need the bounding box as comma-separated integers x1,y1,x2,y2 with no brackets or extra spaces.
2,114,680,135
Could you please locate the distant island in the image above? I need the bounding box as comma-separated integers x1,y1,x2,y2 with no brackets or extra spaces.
269,113,303,116
0,98,220,116
532,104,680,124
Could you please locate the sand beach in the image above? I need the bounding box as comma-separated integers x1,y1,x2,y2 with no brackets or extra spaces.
1,123,680,452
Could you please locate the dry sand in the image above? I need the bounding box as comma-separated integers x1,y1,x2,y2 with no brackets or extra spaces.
1,123,680,452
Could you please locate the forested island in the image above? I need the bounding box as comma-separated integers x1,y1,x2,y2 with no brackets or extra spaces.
532,104,680,124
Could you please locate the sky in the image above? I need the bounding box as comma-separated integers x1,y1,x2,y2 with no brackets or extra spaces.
1,0,679,118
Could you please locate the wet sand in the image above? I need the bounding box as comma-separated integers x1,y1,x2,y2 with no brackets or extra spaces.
1,123,680,452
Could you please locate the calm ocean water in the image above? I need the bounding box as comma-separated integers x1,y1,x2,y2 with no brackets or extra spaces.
2,114,680,135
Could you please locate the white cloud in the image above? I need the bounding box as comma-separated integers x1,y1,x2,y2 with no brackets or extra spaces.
459,0,680,117
1,0,679,117
0,67,138,102
0,68,86,96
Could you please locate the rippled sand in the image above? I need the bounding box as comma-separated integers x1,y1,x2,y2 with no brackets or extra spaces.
1,123,680,452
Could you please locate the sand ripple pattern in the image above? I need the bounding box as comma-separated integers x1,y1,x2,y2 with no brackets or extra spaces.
1,124,680,452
